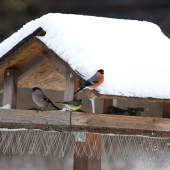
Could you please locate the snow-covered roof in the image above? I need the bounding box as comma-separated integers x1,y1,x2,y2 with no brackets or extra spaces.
0,13,170,100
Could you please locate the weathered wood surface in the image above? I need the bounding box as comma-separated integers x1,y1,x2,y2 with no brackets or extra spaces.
0,109,70,125
103,99,113,112
17,50,48,80
2,69,18,109
0,109,170,137
71,112,170,132
64,71,75,101
163,102,170,118
73,77,79,100
74,133,101,170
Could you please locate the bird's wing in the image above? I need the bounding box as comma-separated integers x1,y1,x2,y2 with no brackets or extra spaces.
87,73,99,84
65,101,81,106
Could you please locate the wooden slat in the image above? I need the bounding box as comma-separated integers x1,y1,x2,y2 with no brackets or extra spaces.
2,69,18,109
1,110,170,136
163,102,170,118
0,109,70,125
74,77,79,100
71,112,170,132
17,50,48,80
87,133,101,170
74,140,88,170
74,133,101,170
103,99,113,112
64,71,75,101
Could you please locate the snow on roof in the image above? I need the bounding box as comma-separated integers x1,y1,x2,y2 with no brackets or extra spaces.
0,13,170,99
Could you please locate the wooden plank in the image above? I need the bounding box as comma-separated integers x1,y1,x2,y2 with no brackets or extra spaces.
71,112,170,132
103,99,113,112
74,133,101,170
74,140,88,170
2,69,18,109
17,50,48,80
87,133,101,170
0,109,70,125
74,77,79,100
163,102,170,118
1,110,170,137
64,71,75,101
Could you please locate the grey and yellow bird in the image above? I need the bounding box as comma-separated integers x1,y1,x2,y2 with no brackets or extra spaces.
31,87,60,111
165,139,170,146
103,105,144,116
55,99,83,111
74,69,104,95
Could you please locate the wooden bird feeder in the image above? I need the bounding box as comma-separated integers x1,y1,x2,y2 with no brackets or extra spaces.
1,27,170,170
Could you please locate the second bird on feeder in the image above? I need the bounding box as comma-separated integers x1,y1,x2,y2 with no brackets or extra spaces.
55,99,83,111
74,69,104,95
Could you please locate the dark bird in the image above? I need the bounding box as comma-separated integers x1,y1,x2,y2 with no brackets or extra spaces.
74,69,104,95
31,87,60,111
103,105,144,116
56,99,83,111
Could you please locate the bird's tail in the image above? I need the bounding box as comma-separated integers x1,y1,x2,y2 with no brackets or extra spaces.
43,98,60,110
74,86,85,95
50,102,60,110
55,102,68,105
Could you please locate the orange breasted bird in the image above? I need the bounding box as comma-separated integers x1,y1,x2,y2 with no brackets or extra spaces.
74,69,104,95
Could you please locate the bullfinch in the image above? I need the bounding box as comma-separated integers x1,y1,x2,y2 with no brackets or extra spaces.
31,87,60,111
74,69,104,95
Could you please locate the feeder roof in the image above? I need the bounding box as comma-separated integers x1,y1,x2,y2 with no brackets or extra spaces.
0,13,170,101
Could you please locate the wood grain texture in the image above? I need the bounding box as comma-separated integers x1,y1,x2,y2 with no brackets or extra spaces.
74,133,101,170
42,50,67,75
2,69,18,109
163,102,170,118
74,140,88,170
0,109,70,125
86,133,101,170
71,112,170,132
1,110,170,136
17,50,48,80
73,77,79,100
103,99,113,112
64,71,75,101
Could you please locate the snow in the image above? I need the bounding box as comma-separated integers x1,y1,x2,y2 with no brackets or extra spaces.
0,104,11,109
0,13,170,99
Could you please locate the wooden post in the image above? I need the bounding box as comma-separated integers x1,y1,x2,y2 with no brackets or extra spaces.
73,77,79,101
64,71,75,101
163,102,170,118
103,98,113,112
74,133,101,170
2,69,18,109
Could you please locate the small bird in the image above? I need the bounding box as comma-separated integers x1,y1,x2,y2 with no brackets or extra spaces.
103,105,144,116
165,139,170,146
31,87,60,111
55,99,83,111
74,69,104,95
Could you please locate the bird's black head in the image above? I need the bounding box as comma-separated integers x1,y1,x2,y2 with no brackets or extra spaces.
97,69,104,74
78,99,83,104
31,87,41,93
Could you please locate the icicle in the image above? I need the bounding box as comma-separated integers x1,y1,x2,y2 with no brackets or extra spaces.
90,99,95,113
